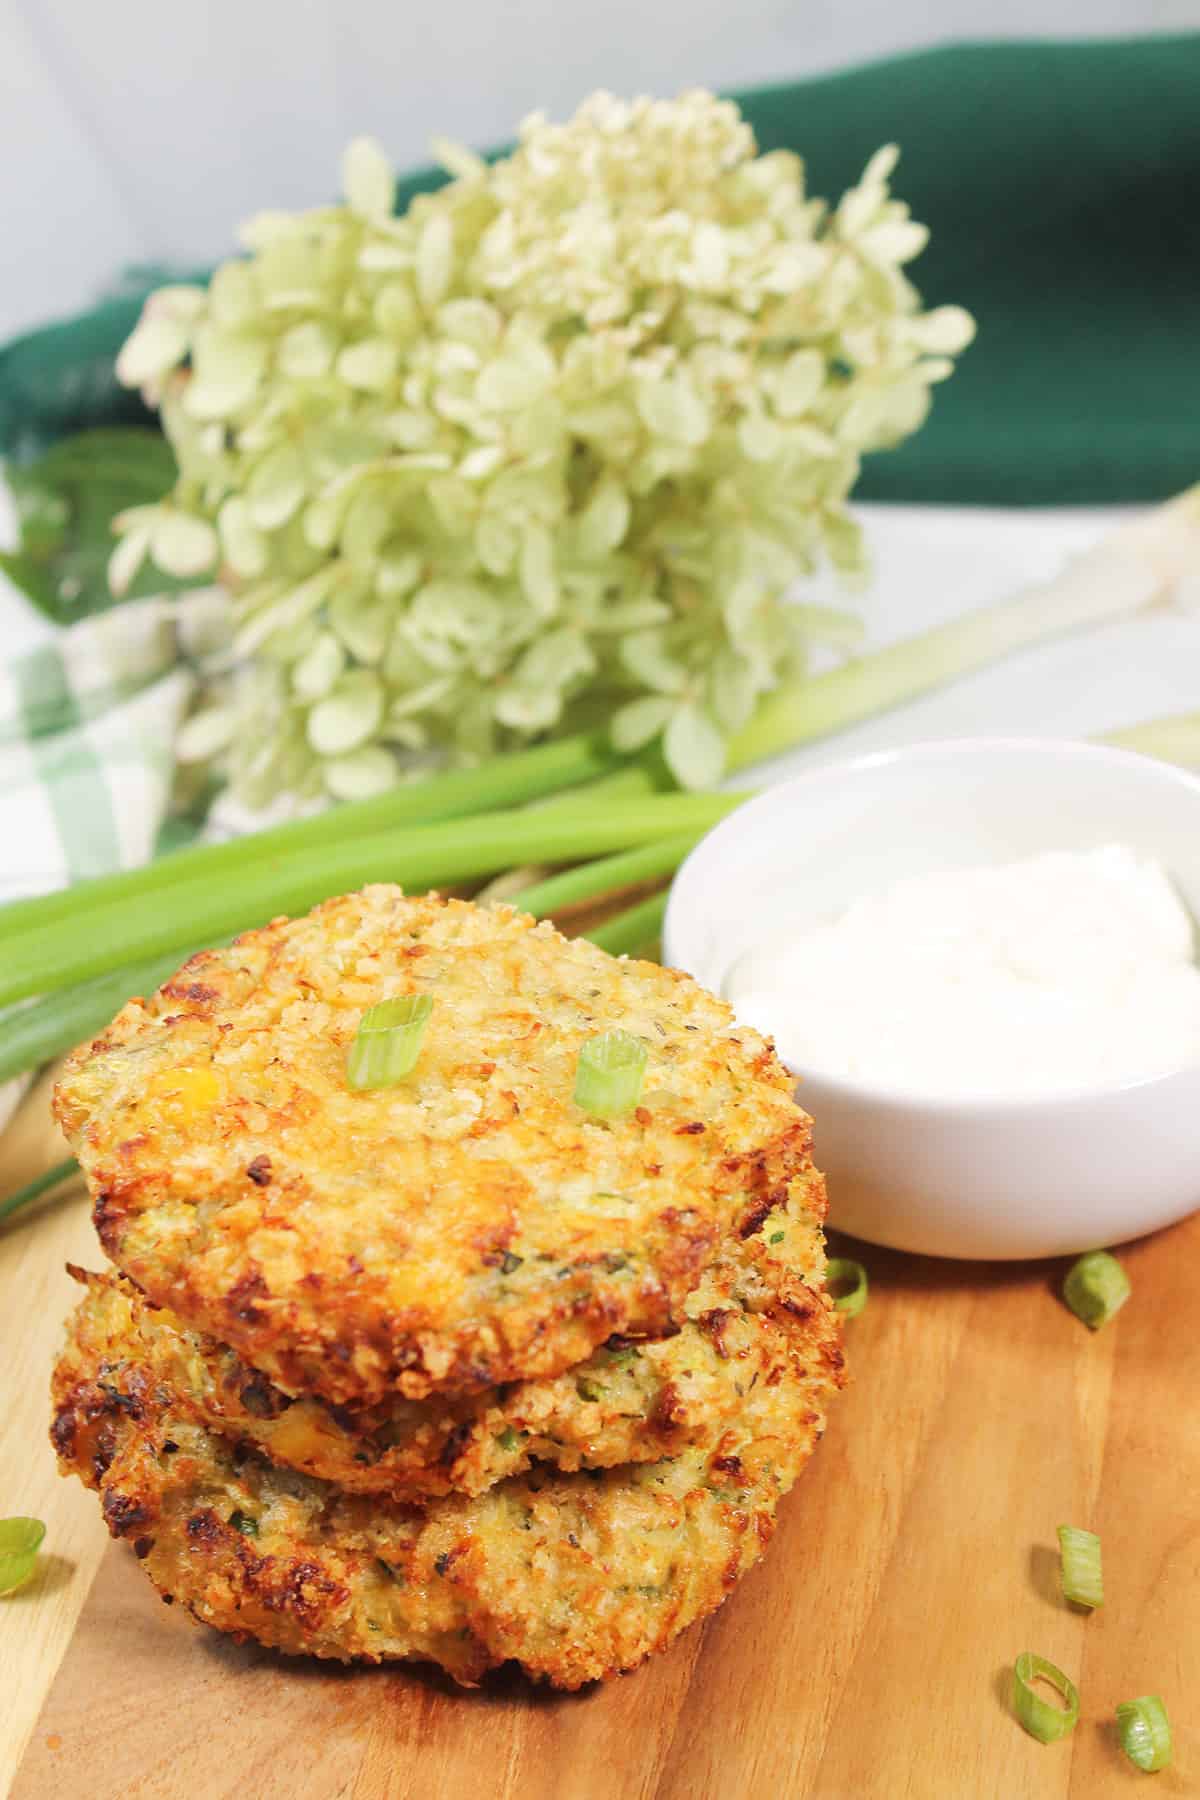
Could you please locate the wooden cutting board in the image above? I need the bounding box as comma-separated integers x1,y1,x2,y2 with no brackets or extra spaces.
12,1215,1200,1800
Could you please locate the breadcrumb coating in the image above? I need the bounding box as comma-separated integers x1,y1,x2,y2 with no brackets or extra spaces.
62,1162,829,1499
52,1264,843,1688
55,887,811,1405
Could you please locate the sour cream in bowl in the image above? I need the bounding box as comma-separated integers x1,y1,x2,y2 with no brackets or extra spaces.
663,738,1200,1259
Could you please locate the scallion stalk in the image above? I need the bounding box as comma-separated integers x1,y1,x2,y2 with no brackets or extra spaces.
574,1030,649,1118
0,947,205,1088
728,488,1200,774
1116,1696,1173,1772
1012,1653,1080,1744
1102,708,1200,771
584,891,669,958
0,731,623,943
0,1159,79,1226
536,762,669,811
1062,1251,1131,1330
1057,1525,1103,1609
513,835,699,920
0,790,744,1010
346,995,434,1089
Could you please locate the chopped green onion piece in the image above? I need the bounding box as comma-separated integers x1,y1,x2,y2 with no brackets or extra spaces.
229,1511,259,1538
494,1427,520,1454
1116,1695,1173,1772
0,1516,46,1594
347,995,434,1090
1012,1652,1080,1743
1057,1524,1103,1609
1063,1251,1131,1330
826,1257,868,1317
574,1030,648,1119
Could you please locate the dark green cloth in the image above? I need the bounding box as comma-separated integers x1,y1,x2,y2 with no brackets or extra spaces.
2,35,1197,504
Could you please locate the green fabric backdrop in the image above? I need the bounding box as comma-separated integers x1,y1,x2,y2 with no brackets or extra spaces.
1,34,1196,504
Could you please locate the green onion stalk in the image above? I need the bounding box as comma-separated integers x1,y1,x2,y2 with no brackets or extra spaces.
2,484,1199,1127
0,730,625,941
1102,708,1200,770
7,486,1197,965
0,790,743,1010
727,487,1200,774
585,891,670,959
0,1159,80,1226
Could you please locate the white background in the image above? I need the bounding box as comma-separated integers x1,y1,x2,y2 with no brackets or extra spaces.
1,0,1196,342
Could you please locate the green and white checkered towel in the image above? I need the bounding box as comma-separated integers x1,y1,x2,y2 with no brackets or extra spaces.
0,587,229,1128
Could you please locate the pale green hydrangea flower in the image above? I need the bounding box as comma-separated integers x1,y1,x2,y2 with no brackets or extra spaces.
115,91,973,801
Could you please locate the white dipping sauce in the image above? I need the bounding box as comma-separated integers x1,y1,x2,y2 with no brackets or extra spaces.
726,845,1200,1099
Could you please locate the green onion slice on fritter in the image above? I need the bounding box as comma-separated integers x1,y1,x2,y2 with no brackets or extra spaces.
347,995,434,1090
1012,1652,1080,1744
574,1030,648,1119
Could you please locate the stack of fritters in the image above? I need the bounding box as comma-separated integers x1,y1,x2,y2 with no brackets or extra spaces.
51,886,843,1689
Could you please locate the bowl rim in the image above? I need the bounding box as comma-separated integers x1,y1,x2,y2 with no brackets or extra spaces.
664,733,1200,1117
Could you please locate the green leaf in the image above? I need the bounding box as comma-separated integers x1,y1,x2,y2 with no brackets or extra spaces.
0,428,196,624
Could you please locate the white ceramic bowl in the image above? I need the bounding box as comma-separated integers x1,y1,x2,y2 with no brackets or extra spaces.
664,738,1200,1260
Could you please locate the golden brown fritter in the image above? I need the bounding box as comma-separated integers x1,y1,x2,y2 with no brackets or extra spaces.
54,887,811,1406
52,1268,843,1688
64,1163,829,1500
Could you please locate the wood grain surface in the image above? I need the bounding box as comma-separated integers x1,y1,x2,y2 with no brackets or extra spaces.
8,1168,1198,1797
